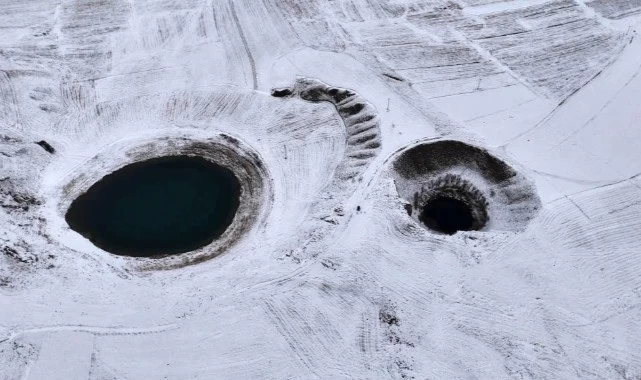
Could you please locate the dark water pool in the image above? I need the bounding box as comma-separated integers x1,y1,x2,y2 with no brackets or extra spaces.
65,156,241,257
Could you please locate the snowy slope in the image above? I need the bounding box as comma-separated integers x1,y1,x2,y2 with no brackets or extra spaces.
1,0,641,379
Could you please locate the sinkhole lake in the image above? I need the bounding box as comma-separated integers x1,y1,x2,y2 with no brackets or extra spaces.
65,156,241,257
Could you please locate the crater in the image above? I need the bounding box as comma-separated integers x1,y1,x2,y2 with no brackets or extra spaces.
57,133,271,269
414,174,489,235
65,156,241,257
390,140,540,233
420,197,474,234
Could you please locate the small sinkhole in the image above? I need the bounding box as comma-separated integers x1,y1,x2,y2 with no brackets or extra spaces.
419,196,475,235
65,156,241,258
412,174,490,235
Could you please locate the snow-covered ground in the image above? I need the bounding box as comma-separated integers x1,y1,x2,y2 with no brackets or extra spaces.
1,0,641,378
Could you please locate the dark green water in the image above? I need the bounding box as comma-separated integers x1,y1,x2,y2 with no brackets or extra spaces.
65,156,241,257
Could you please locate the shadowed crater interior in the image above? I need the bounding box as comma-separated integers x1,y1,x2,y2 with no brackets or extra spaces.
65,156,241,257
414,174,489,235
419,196,474,235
